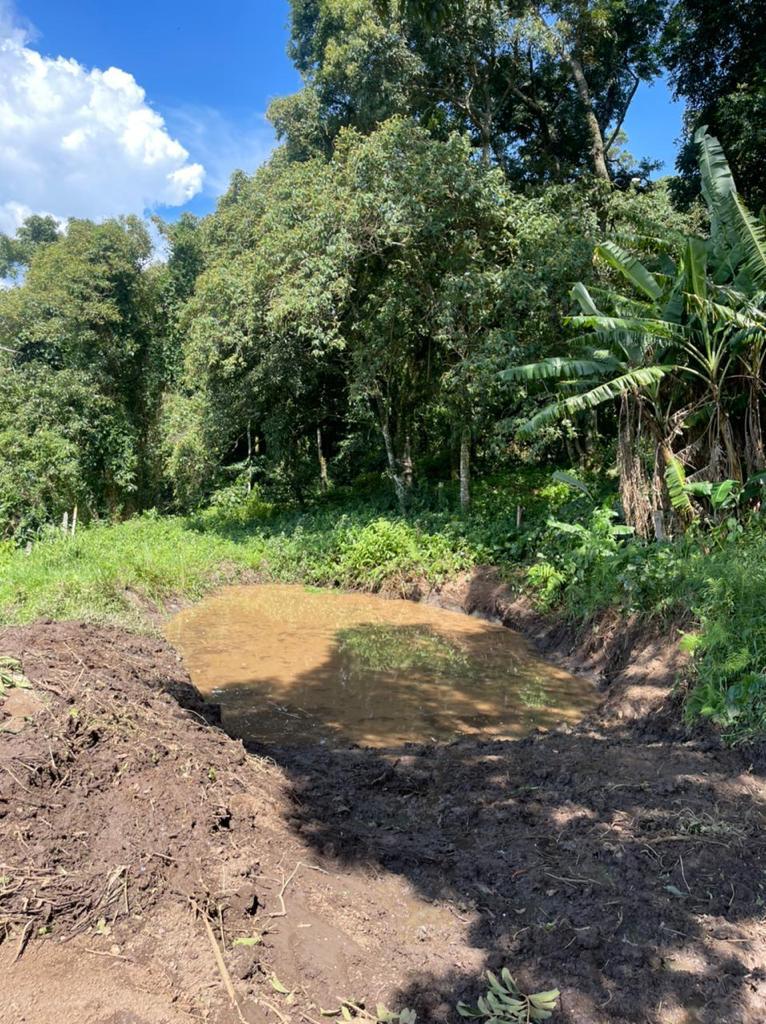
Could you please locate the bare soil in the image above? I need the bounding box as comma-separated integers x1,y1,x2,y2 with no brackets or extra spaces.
1,573,765,1024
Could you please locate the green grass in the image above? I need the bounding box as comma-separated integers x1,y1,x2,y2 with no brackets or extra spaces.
524,505,766,741
0,515,240,629
0,490,511,629
0,468,567,629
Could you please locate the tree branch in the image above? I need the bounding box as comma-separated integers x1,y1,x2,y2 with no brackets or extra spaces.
605,71,641,156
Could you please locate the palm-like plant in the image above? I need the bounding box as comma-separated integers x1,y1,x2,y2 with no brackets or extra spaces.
502,129,766,538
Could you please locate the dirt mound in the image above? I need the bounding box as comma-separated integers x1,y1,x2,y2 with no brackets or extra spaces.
1,616,765,1024
0,622,469,1024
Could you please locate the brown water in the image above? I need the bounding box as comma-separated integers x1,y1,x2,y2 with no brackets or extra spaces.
165,584,598,748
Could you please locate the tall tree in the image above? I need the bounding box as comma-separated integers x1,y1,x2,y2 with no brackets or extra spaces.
275,0,667,183
0,217,164,516
0,214,60,280
663,0,766,210
172,119,598,510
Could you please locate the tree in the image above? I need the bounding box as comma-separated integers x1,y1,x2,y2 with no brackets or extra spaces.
663,0,766,210
274,0,423,156
170,154,353,505
0,214,60,279
0,365,135,539
0,217,164,518
174,117,602,512
275,0,667,184
503,132,766,536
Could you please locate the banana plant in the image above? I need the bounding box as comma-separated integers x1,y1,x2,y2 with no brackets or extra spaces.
502,130,766,538
500,247,682,539
666,461,766,526
695,128,766,473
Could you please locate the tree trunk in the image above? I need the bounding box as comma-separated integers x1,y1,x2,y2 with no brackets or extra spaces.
651,442,673,536
573,432,588,463
565,53,610,181
246,421,253,493
718,403,743,482
459,426,471,510
479,115,492,166
617,394,652,539
746,381,766,474
316,426,329,493
402,434,413,490
652,510,667,542
380,413,407,513
565,436,578,466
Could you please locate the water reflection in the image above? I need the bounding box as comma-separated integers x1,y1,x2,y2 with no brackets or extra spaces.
336,624,472,678
165,584,598,748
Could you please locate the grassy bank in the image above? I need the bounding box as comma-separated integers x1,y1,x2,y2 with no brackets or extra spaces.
2,469,765,739
0,509,474,629
0,470,561,628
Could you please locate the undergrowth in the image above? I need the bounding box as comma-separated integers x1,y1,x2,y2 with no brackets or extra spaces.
0,469,561,628
523,491,766,742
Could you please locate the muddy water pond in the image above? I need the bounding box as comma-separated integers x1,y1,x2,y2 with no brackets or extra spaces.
166,583,598,748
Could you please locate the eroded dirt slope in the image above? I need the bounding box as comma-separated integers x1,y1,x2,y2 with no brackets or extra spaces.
1,616,765,1024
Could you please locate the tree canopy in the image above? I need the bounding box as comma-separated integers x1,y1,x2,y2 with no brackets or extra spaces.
273,0,667,183
663,0,766,209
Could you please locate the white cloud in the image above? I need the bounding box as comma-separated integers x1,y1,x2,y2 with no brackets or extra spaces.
0,1,205,233
0,199,33,234
165,105,275,198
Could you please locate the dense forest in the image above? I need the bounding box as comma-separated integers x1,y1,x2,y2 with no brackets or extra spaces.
1,0,766,733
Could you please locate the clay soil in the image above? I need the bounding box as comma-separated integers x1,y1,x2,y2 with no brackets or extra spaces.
2,574,766,1024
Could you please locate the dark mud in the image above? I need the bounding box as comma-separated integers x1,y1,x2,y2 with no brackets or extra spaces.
1,580,765,1024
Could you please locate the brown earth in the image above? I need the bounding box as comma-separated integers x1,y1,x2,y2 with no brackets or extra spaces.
1,571,765,1024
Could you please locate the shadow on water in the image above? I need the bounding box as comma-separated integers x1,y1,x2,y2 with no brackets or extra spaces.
167,581,766,1024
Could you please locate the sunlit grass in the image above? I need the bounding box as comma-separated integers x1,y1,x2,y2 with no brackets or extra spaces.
0,515,246,628
4,473,765,741
0,502,485,630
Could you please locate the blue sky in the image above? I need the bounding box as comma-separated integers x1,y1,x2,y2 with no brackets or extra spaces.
623,77,684,175
1,0,685,231
13,0,301,221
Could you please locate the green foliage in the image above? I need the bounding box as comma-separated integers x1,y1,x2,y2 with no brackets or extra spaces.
325,1000,416,1024
0,656,32,698
526,506,635,610
510,466,766,740
2,0,766,750
458,968,560,1023
663,0,766,211
160,393,221,509
525,561,567,609
0,364,135,540
0,216,167,534
0,469,562,626
664,457,695,519
3,456,766,741
281,0,665,183
171,118,601,513
679,530,766,740
0,214,60,279
508,132,766,540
